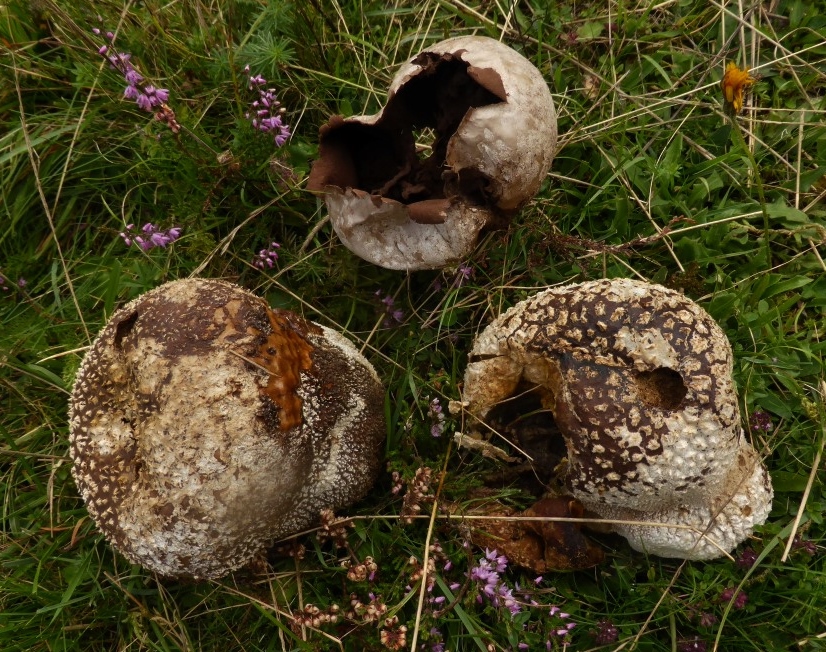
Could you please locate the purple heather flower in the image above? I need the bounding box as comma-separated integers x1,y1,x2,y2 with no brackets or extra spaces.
736,547,757,569
792,536,818,555
749,409,773,432
518,644,529,651
17,277,27,288
119,223,181,251
454,263,474,287
253,241,281,270
592,619,619,644
485,548,508,573
677,638,707,652
93,28,173,116
428,398,446,437
124,69,143,85
244,72,291,146
375,290,404,326
719,587,748,609
699,612,718,627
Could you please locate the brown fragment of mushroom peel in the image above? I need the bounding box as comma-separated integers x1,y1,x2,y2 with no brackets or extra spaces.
461,278,773,560
307,35,558,271
68,278,385,580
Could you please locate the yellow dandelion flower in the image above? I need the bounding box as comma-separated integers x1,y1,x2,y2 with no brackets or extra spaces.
721,61,756,113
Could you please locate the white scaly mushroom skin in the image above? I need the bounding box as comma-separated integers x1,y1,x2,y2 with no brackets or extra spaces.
68,278,385,580
307,35,557,270
462,278,773,560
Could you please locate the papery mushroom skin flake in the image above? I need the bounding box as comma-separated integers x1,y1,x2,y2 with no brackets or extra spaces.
462,278,773,560
69,279,385,580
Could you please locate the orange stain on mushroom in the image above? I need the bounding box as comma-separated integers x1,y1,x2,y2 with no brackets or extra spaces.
250,308,317,431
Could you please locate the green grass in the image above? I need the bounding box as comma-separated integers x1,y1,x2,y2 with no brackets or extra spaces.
2,0,826,650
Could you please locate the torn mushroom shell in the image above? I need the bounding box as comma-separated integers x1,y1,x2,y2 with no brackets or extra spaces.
68,278,385,580
307,35,557,270
460,278,773,560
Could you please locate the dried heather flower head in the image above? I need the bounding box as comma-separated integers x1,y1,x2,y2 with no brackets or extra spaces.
343,556,378,582
316,508,351,548
290,603,340,632
379,616,407,651
347,593,388,623
401,467,434,524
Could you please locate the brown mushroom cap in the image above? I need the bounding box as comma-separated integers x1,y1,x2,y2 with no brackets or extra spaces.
461,278,772,559
68,278,385,579
307,35,557,271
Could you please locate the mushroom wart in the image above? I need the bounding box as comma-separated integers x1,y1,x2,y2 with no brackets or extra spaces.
68,278,385,579
307,35,557,270
460,278,773,559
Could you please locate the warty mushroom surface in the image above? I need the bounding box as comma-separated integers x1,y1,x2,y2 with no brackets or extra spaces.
68,278,385,580
460,278,773,559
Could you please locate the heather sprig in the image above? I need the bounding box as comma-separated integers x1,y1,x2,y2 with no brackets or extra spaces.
244,66,291,147
749,409,773,432
118,223,182,251
427,397,445,438
253,241,281,269
469,548,521,616
375,290,404,327
92,26,179,132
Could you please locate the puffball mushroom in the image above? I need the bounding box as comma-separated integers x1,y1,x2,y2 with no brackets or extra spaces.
68,278,385,580
460,278,773,560
307,35,558,270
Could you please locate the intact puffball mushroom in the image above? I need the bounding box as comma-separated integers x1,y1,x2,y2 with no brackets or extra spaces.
459,278,773,560
307,35,558,270
68,278,385,580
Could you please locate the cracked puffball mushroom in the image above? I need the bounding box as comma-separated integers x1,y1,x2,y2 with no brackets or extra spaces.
68,278,385,580
306,35,557,270
459,278,773,560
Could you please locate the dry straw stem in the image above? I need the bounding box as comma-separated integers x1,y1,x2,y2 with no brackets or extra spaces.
780,380,826,562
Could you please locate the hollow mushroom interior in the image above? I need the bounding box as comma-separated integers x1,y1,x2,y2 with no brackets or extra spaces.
474,359,691,488
308,51,506,224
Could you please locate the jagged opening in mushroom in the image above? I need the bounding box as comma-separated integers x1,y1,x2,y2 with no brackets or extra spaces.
307,52,506,224
484,381,567,485
634,367,687,410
